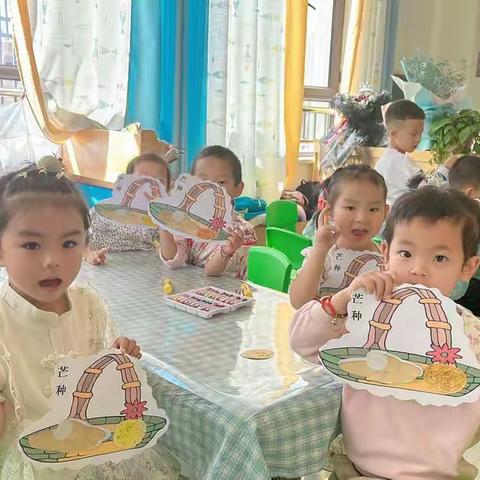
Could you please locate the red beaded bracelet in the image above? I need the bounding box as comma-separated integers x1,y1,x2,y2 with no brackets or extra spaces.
317,295,348,325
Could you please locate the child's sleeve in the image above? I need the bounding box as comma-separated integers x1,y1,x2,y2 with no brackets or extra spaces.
289,300,348,363
234,217,257,246
159,236,190,268
84,286,117,353
462,309,480,362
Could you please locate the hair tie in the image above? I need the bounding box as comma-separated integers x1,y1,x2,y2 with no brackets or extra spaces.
37,155,65,178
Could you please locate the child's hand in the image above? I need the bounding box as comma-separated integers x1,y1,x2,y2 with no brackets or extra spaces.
223,227,244,256
315,225,339,250
112,337,142,359
85,248,108,266
347,270,396,300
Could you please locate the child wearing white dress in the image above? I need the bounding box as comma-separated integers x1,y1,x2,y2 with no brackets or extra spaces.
374,99,425,206
0,159,179,479
159,146,256,279
86,152,173,265
290,165,388,309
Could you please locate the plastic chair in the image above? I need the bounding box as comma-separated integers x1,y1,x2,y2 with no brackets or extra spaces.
266,227,312,271
247,246,293,293
75,183,113,208
266,200,298,232
372,235,383,246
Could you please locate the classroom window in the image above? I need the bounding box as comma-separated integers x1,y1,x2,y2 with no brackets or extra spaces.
300,0,344,160
0,0,22,105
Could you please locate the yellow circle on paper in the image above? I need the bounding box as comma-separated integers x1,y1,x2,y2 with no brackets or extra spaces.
424,363,467,394
113,419,146,449
241,349,274,360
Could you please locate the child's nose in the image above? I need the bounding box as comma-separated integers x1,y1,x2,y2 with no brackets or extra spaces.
42,253,60,269
410,261,428,277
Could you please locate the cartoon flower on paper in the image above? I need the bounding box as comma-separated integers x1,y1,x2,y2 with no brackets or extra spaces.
426,344,462,364
209,216,226,230
121,400,148,420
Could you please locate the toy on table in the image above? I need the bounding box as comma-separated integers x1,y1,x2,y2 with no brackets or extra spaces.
240,283,253,298
163,279,174,295
165,286,254,319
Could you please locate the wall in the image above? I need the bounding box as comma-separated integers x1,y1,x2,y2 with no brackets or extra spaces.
394,0,480,107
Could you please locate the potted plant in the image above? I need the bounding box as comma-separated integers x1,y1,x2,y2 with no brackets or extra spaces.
429,109,480,164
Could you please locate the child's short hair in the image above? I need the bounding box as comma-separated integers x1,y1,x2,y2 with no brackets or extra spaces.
0,158,90,234
383,187,480,259
385,100,425,129
448,155,480,190
126,152,171,185
191,145,242,185
322,164,387,207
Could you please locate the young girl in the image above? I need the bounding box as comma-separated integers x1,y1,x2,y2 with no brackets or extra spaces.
159,145,256,278
86,152,172,265
290,187,480,479
0,159,179,479
290,165,388,309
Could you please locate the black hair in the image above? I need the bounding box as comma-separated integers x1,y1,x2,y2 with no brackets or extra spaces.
0,162,90,235
126,152,171,189
191,145,242,185
383,186,480,260
449,155,480,190
385,100,425,128
321,164,387,207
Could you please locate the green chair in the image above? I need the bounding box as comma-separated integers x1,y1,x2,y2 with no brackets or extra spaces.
372,235,383,246
266,200,298,232
266,227,312,271
247,246,293,293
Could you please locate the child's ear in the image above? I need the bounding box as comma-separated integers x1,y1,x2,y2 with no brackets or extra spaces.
233,181,244,198
318,205,332,226
384,204,390,217
460,255,480,282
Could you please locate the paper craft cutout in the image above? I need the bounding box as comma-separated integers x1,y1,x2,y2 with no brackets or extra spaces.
319,248,384,296
95,174,166,228
149,174,233,242
319,284,480,406
18,350,169,470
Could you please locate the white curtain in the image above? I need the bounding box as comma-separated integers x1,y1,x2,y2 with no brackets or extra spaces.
206,0,286,202
340,0,388,94
0,0,130,169
30,0,130,130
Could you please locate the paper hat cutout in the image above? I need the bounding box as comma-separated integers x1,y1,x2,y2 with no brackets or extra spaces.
95,174,166,228
149,174,233,242
19,350,169,470
319,284,480,406
318,248,384,297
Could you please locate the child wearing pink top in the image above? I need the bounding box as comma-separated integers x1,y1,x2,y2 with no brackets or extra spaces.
158,146,256,279
290,187,480,479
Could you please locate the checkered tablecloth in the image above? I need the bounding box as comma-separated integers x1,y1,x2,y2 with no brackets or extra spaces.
79,251,341,480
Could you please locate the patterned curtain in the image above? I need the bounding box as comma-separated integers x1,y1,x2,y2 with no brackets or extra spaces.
27,0,131,130
0,0,131,169
206,0,287,202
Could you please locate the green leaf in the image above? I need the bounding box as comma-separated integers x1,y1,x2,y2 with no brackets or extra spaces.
458,127,471,145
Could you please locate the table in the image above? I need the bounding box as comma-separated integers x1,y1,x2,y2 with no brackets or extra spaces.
79,252,341,480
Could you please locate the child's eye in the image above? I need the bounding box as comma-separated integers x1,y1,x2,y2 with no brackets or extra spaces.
370,207,380,212
22,242,40,251
345,206,355,211
434,255,448,263
63,240,78,249
398,250,411,258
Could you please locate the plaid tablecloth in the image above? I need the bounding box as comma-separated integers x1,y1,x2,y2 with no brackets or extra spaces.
79,251,341,480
